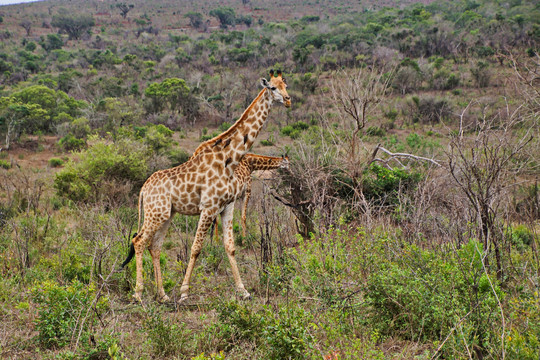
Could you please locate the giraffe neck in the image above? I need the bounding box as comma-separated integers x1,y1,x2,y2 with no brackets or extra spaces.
193,88,273,165
245,154,285,172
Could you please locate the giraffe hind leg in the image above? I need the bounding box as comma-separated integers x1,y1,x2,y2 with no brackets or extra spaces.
149,216,173,302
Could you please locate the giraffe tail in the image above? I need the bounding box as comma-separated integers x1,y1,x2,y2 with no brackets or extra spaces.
120,189,144,269
120,238,136,269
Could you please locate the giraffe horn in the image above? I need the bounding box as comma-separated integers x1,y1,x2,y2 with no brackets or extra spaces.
269,69,274,77
276,70,282,77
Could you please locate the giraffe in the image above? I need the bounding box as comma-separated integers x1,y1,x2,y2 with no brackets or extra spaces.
211,154,290,241
124,71,290,302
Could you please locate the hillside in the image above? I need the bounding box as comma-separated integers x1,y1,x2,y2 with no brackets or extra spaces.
0,0,539,359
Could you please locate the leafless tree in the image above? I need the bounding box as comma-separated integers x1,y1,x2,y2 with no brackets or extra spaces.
446,104,533,279
19,20,32,36
328,65,394,173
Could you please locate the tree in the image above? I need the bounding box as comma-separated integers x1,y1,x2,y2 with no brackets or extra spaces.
185,11,203,29
446,103,533,280
144,78,198,123
19,20,32,36
0,97,49,149
51,14,95,40
209,7,236,29
116,3,134,19
39,34,63,52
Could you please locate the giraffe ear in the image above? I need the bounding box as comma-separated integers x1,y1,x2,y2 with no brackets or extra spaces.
261,78,270,88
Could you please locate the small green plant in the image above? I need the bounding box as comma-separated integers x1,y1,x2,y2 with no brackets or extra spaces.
365,126,386,137
0,159,11,169
48,158,64,167
144,306,191,357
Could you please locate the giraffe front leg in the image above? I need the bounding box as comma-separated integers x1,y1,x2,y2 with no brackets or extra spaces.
241,182,252,239
221,203,251,300
179,209,215,302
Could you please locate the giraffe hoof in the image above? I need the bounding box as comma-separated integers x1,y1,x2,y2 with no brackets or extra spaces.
240,291,252,301
159,294,171,303
132,292,143,303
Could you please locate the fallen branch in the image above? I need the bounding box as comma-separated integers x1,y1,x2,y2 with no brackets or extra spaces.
369,144,442,169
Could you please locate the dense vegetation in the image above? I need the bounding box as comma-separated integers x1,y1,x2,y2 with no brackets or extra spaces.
0,0,539,359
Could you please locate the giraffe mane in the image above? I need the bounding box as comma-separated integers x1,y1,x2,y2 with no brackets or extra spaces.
193,87,268,156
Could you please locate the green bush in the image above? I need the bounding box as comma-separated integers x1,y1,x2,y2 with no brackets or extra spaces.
362,164,422,207
263,305,312,360
507,224,535,251
58,134,86,151
48,158,64,167
366,240,504,354
32,280,108,349
365,126,386,137
0,159,11,169
54,138,149,202
144,307,191,357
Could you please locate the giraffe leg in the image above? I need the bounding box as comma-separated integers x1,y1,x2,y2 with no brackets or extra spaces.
221,202,251,299
179,208,216,301
132,229,155,302
241,179,252,239
149,216,173,302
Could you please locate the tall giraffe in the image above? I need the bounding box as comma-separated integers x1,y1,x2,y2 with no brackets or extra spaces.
212,154,290,241
125,71,290,302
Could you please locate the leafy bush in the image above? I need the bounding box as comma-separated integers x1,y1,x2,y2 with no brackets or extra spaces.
32,280,108,349
365,126,386,137
144,307,191,357
263,305,312,360
54,138,149,202
362,164,422,207
366,240,504,354
58,134,86,151
48,158,64,167
0,159,11,169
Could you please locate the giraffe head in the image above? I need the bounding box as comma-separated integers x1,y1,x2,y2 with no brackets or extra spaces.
280,155,290,169
261,70,291,108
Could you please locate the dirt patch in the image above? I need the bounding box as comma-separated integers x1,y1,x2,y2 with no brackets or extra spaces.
2,135,62,170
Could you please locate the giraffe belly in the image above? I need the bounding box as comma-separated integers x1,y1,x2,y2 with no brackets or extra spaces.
171,193,201,216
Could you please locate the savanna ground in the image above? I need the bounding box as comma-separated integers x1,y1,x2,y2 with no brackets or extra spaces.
0,0,539,359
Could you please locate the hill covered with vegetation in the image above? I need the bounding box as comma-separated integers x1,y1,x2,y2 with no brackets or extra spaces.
0,0,539,359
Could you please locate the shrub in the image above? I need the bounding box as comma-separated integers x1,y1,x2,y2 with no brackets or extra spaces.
413,96,452,124
471,61,491,88
365,126,386,137
0,159,11,169
144,307,191,357
366,240,504,354
58,134,86,151
362,163,422,207
32,280,108,349
263,305,312,360
54,138,149,202
48,158,64,167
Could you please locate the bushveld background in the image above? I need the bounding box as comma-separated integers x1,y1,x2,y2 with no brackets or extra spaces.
0,0,539,359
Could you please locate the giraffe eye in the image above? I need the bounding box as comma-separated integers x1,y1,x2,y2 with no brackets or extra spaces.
270,86,277,91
